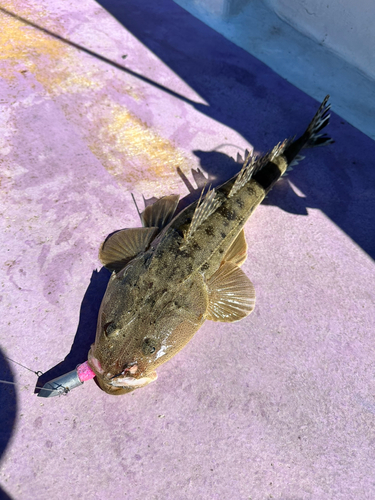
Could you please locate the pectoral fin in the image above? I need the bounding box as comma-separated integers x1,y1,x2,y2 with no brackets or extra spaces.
224,229,248,267
99,227,158,272
206,262,255,322
141,194,180,229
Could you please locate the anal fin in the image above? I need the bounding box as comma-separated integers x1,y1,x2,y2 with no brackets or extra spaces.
224,229,248,267
206,262,256,322
99,227,158,272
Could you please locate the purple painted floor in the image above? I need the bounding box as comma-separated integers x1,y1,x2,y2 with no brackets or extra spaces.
1,1,375,499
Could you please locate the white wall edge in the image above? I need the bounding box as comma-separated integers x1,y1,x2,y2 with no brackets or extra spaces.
175,0,375,141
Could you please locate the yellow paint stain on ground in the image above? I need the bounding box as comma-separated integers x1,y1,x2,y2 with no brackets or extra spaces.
0,2,102,93
84,99,191,197
0,3,62,76
1,1,192,198
108,103,187,176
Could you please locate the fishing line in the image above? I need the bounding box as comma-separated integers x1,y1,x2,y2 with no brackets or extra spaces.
1,355,64,394
0,379,57,393
212,143,248,153
4,355,43,377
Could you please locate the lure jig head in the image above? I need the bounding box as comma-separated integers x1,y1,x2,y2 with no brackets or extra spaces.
37,361,95,398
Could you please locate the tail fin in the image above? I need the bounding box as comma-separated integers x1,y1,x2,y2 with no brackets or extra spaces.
304,94,334,148
284,95,333,168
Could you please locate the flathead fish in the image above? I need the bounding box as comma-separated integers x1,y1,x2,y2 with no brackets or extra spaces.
88,96,333,395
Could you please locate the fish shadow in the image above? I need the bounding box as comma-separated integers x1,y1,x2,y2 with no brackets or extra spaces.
95,0,375,259
0,348,17,500
35,267,111,391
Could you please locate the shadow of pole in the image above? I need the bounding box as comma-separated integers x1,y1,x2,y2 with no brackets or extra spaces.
0,6,202,109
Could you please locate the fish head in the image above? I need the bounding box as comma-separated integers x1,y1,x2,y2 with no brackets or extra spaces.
88,258,208,395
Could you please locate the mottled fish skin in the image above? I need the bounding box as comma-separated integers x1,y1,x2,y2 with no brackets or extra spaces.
88,96,333,395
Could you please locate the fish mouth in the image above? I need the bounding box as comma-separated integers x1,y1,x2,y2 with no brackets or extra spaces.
87,349,157,393
104,361,153,388
107,361,139,386
96,369,158,395
108,371,158,388
88,346,138,383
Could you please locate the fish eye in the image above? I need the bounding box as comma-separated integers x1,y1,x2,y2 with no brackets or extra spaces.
103,321,118,338
142,338,157,355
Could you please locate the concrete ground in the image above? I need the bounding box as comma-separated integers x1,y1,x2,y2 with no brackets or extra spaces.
0,1,374,499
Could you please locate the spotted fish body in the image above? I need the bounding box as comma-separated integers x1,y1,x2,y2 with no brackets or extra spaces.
88,97,333,395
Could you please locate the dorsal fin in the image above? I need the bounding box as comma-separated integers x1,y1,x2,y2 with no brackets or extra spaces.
228,152,257,198
99,227,158,272
223,229,248,267
141,195,180,230
206,261,256,322
228,140,290,198
185,187,221,241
